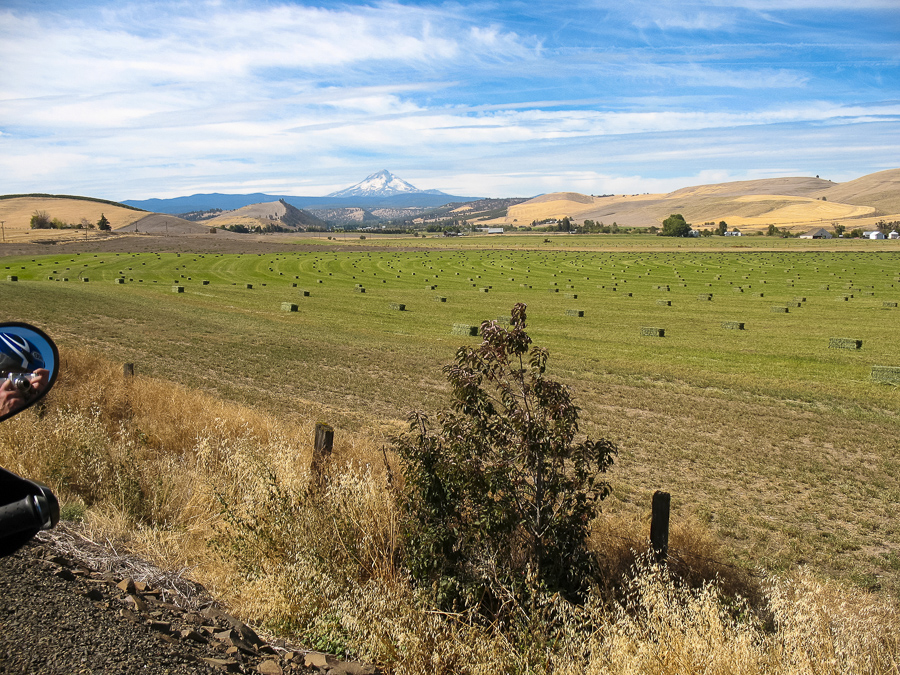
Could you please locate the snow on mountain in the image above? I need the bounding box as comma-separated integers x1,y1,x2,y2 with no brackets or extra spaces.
327,170,447,198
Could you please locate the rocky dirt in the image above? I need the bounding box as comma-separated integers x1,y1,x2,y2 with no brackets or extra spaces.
0,526,376,675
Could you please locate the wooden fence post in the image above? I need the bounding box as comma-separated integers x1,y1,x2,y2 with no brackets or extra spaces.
312,422,334,480
650,490,671,563
123,363,134,378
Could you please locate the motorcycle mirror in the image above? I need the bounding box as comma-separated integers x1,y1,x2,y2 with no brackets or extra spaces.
0,322,59,424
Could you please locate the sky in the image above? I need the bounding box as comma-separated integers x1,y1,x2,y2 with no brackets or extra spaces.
1,0,898,200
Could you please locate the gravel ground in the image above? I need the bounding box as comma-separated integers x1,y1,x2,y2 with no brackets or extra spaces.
0,529,376,675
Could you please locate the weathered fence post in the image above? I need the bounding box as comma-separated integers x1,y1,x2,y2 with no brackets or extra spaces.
650,490,671,563
123,363,134,378
312,422,334,480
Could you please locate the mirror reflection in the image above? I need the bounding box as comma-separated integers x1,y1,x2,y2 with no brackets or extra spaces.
0,323,59,422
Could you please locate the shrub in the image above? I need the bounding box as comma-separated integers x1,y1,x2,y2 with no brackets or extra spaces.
394,303,616,615
30,210,52,229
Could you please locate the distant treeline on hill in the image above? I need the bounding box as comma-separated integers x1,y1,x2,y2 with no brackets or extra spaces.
0,193,147,212
177,208,224,221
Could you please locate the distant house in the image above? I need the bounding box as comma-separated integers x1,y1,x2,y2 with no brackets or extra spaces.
864,231,885,240
889,231,899,240
724,230,742,237
688,229,700,237
800,228,832,239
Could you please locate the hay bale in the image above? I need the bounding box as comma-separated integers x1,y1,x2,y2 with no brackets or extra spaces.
721,321,745,330
564,293,578,299
435,296,447,302
565,309,584,317
281,303,299,312
300,290,310,296
882,301,897,308
172,286,185,293
697,294,712,301
115,278,125,284
390,303,406,311
548,288,559,293
771,306,789,313
794,297,806,303
872,366,900,384
82,278,89,283
829,337,862,350
656,300,671,306
202,280,210,285
733,287,744,293
480,288,489,293
245,283,253,289
452,324,479,336
354,287,366,293
641,327,665,337
6,275,17,282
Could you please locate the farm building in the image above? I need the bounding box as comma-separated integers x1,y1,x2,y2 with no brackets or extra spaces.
864,231,885,240
724,230,742,236
800,228,833,239
890,231,899,239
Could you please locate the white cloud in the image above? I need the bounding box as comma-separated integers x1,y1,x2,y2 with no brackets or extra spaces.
0,1,896,199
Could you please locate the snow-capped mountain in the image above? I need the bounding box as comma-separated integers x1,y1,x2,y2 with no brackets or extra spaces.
327,170,448,198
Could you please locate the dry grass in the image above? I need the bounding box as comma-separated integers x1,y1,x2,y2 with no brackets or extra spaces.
0,197,146,240
501,170,900,233
2,348,899,673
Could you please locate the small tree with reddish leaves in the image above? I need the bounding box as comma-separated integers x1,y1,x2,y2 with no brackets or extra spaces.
395,303,616,613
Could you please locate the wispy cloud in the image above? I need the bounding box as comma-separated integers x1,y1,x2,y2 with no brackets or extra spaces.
0,0,896,198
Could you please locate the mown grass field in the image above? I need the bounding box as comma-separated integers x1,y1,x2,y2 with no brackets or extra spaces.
3,234,900,597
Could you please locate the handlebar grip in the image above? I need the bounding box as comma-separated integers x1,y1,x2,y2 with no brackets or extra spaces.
0,496,44,537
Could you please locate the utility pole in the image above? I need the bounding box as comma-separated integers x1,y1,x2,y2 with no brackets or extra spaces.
0,221,5,243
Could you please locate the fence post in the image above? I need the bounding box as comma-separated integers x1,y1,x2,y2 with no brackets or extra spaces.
650,490,671,563
123,363,134,378
312,422,334,480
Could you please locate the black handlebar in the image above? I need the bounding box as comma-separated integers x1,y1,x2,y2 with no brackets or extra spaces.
0,467,60,557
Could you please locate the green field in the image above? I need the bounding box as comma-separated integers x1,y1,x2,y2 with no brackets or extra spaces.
3,237,900,594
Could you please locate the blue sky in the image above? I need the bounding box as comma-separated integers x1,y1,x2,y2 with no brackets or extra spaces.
1,0,898,199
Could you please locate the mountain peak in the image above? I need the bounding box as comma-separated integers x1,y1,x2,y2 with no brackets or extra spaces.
327,170,447,198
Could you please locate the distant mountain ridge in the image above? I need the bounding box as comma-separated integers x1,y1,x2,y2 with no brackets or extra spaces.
122,171,474,215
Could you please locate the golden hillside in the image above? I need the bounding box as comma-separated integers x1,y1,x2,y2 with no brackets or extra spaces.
816,168,900,214
0,196,147,242
503,170,900,233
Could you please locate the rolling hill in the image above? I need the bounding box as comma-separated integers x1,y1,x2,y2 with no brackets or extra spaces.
204,199,327,230
3,169,898,241
0,195,148,242
499,170,900,233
